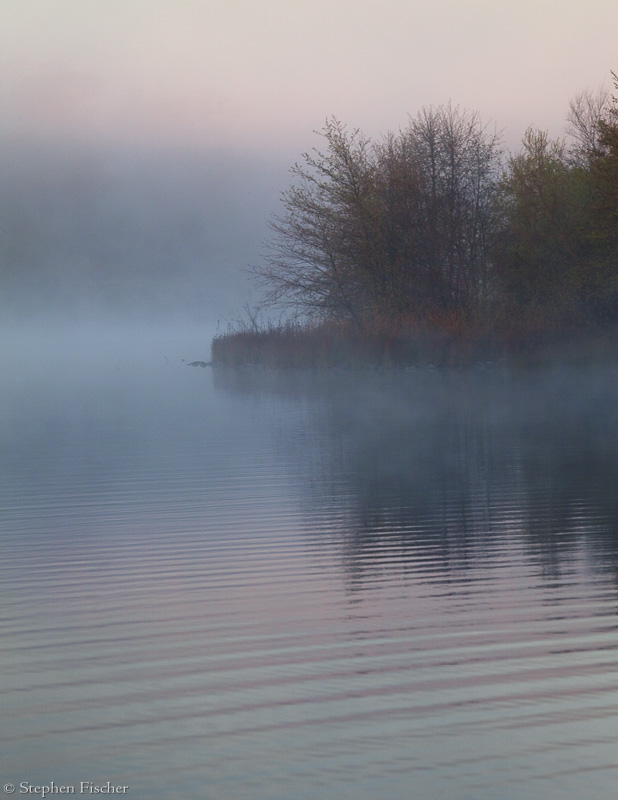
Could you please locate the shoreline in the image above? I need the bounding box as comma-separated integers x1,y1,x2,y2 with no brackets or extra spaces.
209,321,618,371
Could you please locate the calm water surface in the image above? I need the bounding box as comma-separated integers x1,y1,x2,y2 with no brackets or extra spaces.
1,337,618,799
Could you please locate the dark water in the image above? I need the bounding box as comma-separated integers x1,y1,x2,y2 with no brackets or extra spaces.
2,337,618,799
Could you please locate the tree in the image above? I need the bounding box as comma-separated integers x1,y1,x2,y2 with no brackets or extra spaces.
253,107,502,326
253,119,379,325
390,105,501,314
565,86,611,166
582,74,618,319
495,128,588,322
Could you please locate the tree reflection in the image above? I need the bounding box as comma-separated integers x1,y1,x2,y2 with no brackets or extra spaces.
214,364,618,591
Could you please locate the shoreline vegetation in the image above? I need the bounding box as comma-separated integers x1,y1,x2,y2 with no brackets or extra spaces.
212,77,618,370
210,317,618,370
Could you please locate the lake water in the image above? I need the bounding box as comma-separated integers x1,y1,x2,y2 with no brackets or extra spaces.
2,334,618,799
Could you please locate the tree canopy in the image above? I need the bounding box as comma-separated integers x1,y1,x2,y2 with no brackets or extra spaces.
253,77,618,333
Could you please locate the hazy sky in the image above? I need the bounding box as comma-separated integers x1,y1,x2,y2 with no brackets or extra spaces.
2,0,616,153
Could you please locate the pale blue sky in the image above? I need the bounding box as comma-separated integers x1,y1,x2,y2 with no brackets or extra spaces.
2,0,617,153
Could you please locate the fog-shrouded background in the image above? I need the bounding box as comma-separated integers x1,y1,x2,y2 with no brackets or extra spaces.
1,0,616,349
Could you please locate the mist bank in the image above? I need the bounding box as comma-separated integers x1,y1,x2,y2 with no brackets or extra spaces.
0,135,289,337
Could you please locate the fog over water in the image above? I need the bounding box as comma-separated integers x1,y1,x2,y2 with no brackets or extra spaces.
1,337,618,799
0,136,291,346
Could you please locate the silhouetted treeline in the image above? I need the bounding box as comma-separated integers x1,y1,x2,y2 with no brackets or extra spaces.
214,77,618,366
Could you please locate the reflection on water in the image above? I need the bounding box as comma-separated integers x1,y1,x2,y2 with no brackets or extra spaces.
215,365,618,584
1,346,618,800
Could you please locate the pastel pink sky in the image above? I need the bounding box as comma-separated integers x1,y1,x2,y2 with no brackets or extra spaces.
1,0,616,153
